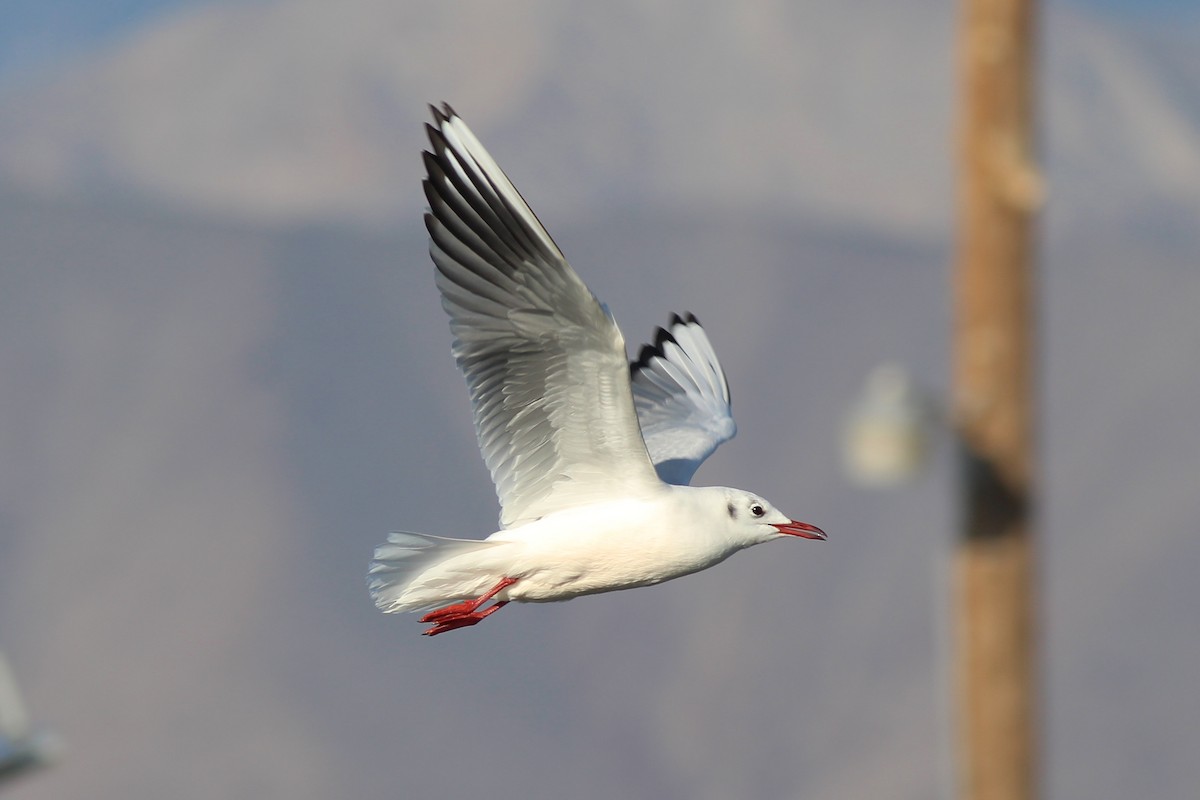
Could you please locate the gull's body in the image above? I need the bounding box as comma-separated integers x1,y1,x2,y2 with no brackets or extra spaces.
369,105,824,635
379,488,783,610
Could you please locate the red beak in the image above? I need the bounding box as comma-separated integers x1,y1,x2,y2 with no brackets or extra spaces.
772,520,827,540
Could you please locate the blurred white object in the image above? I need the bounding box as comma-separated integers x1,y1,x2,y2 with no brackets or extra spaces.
0,652,60,785
843,363,936,487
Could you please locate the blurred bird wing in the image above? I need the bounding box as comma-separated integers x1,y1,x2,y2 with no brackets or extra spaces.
0,653,30,740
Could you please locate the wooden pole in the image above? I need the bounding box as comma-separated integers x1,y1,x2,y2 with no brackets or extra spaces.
952,1,1042,799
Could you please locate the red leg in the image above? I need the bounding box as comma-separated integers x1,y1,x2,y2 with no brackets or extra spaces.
419,597,483,623
420,577,517,636
422,601,508,636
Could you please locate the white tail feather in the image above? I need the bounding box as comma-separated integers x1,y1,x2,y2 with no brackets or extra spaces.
368,532,505,613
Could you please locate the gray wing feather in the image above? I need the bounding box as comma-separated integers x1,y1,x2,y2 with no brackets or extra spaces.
424,104,662,528
631,314,737,485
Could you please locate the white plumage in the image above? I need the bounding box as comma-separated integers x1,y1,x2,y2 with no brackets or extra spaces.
631,313,737,486
369,104,824,636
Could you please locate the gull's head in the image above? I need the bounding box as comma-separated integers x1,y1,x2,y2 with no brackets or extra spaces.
719,488,826,546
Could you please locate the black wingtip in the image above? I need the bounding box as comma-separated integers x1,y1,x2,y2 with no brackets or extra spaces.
422,210,438,237
428,103,462,133
631,314,694,375
630,329,668,373
425,120,450,157
667,311,701,329
630,312,731,405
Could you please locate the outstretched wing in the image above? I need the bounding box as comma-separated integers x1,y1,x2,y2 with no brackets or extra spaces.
423,104,663,528
631,314,736,485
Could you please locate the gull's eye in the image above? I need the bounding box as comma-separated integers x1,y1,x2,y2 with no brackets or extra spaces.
750,504,765,518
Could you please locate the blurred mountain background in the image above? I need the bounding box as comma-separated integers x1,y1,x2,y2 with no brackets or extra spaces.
0,0,1197,798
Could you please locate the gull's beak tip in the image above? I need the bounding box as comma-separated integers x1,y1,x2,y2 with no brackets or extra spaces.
773,520,827,541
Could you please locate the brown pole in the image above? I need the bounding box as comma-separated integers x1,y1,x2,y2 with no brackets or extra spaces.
953,1,1042,799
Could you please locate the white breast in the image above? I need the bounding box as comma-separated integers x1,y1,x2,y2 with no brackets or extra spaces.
485,487,738,602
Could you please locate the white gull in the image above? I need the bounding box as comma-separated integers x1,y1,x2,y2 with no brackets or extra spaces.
369,104,825,636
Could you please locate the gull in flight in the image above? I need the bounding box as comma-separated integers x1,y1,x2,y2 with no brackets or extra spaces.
369,104,825,636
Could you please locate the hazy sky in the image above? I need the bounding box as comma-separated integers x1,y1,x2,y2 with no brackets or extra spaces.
0,0,1196,84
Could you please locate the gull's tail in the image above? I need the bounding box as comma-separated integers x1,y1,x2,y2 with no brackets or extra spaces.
368,532,506,613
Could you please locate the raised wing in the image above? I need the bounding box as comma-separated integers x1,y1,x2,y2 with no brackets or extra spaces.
631,314,736,485
423,104,662,528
